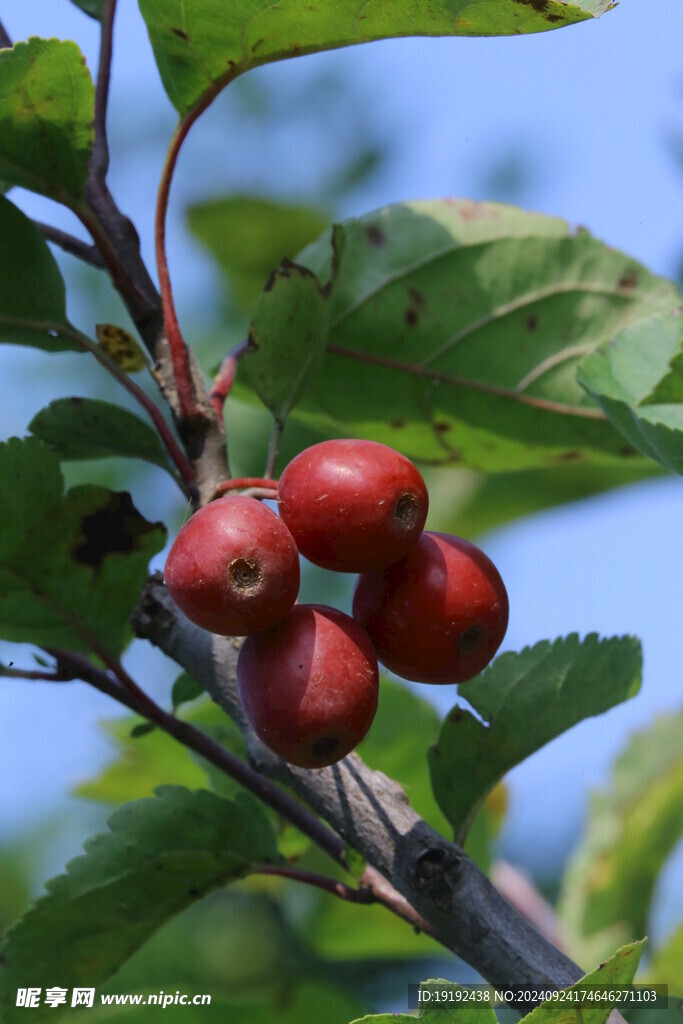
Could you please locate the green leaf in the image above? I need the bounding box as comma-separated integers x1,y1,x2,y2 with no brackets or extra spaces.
647,924,683,990
428,635,642,843
0,787,281,1021
70,0,107,18
0,437,166,657
350,979,498,1024
558,708,683,967
577,310,683,474
187,195,330,311
130,722,156,739
285,202,681,471
426,460,664,541
171,671,205,710
241,259,329,425
0,38,94,204
139,0,612,117
0,196,82,352
519,940,645,1024
29,398,174,473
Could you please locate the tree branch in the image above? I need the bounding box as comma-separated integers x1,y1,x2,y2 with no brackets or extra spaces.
90,0,117,181
35,221,105,268
252,863,375,904
132,575,587,991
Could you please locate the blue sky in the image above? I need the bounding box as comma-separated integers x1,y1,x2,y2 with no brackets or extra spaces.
0,0,681,944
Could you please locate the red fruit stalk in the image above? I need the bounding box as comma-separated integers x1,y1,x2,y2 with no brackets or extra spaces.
353,532,508,684
164,495,299,636
278,439,428,572
237,605,379,768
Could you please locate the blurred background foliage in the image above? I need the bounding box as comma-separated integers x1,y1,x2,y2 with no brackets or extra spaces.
0,1,681,1020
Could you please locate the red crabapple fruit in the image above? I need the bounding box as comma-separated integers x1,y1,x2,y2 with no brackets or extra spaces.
237,604,379,768
353,532,508,684
164,495,299,636
277,439,428,572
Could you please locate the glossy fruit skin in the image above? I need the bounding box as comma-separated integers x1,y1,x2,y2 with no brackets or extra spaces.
352,532,508,684
277,439,428,572
237,604,379,768
164,495,299,636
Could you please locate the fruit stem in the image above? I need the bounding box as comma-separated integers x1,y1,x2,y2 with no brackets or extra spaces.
264,417,284,478
212,477,279,500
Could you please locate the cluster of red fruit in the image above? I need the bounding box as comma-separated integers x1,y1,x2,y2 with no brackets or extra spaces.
164,440,509,770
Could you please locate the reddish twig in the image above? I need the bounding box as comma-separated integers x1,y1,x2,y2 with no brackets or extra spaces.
252,863,375,904
210,340,253,426
58,323,197,498
155,83,233,422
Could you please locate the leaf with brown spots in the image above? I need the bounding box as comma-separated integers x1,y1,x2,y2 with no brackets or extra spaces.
0,38,94,204
139,0,613,116
286,201,681,471
0,436,165,656
0,787,280,1022
96,324,148,373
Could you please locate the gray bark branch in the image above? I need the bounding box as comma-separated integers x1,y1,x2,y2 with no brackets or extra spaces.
133,575,586,992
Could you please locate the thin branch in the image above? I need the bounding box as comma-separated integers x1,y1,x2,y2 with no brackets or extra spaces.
0,314,196,498
155,108,218,421
46,647,347,869
0,18,12,50
0,663,71,683
57,321,197,499
35,221,105,268
252,864,375,904
210,340,253,425
326,343,607,421
90,0,118,181
43,641,438,940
